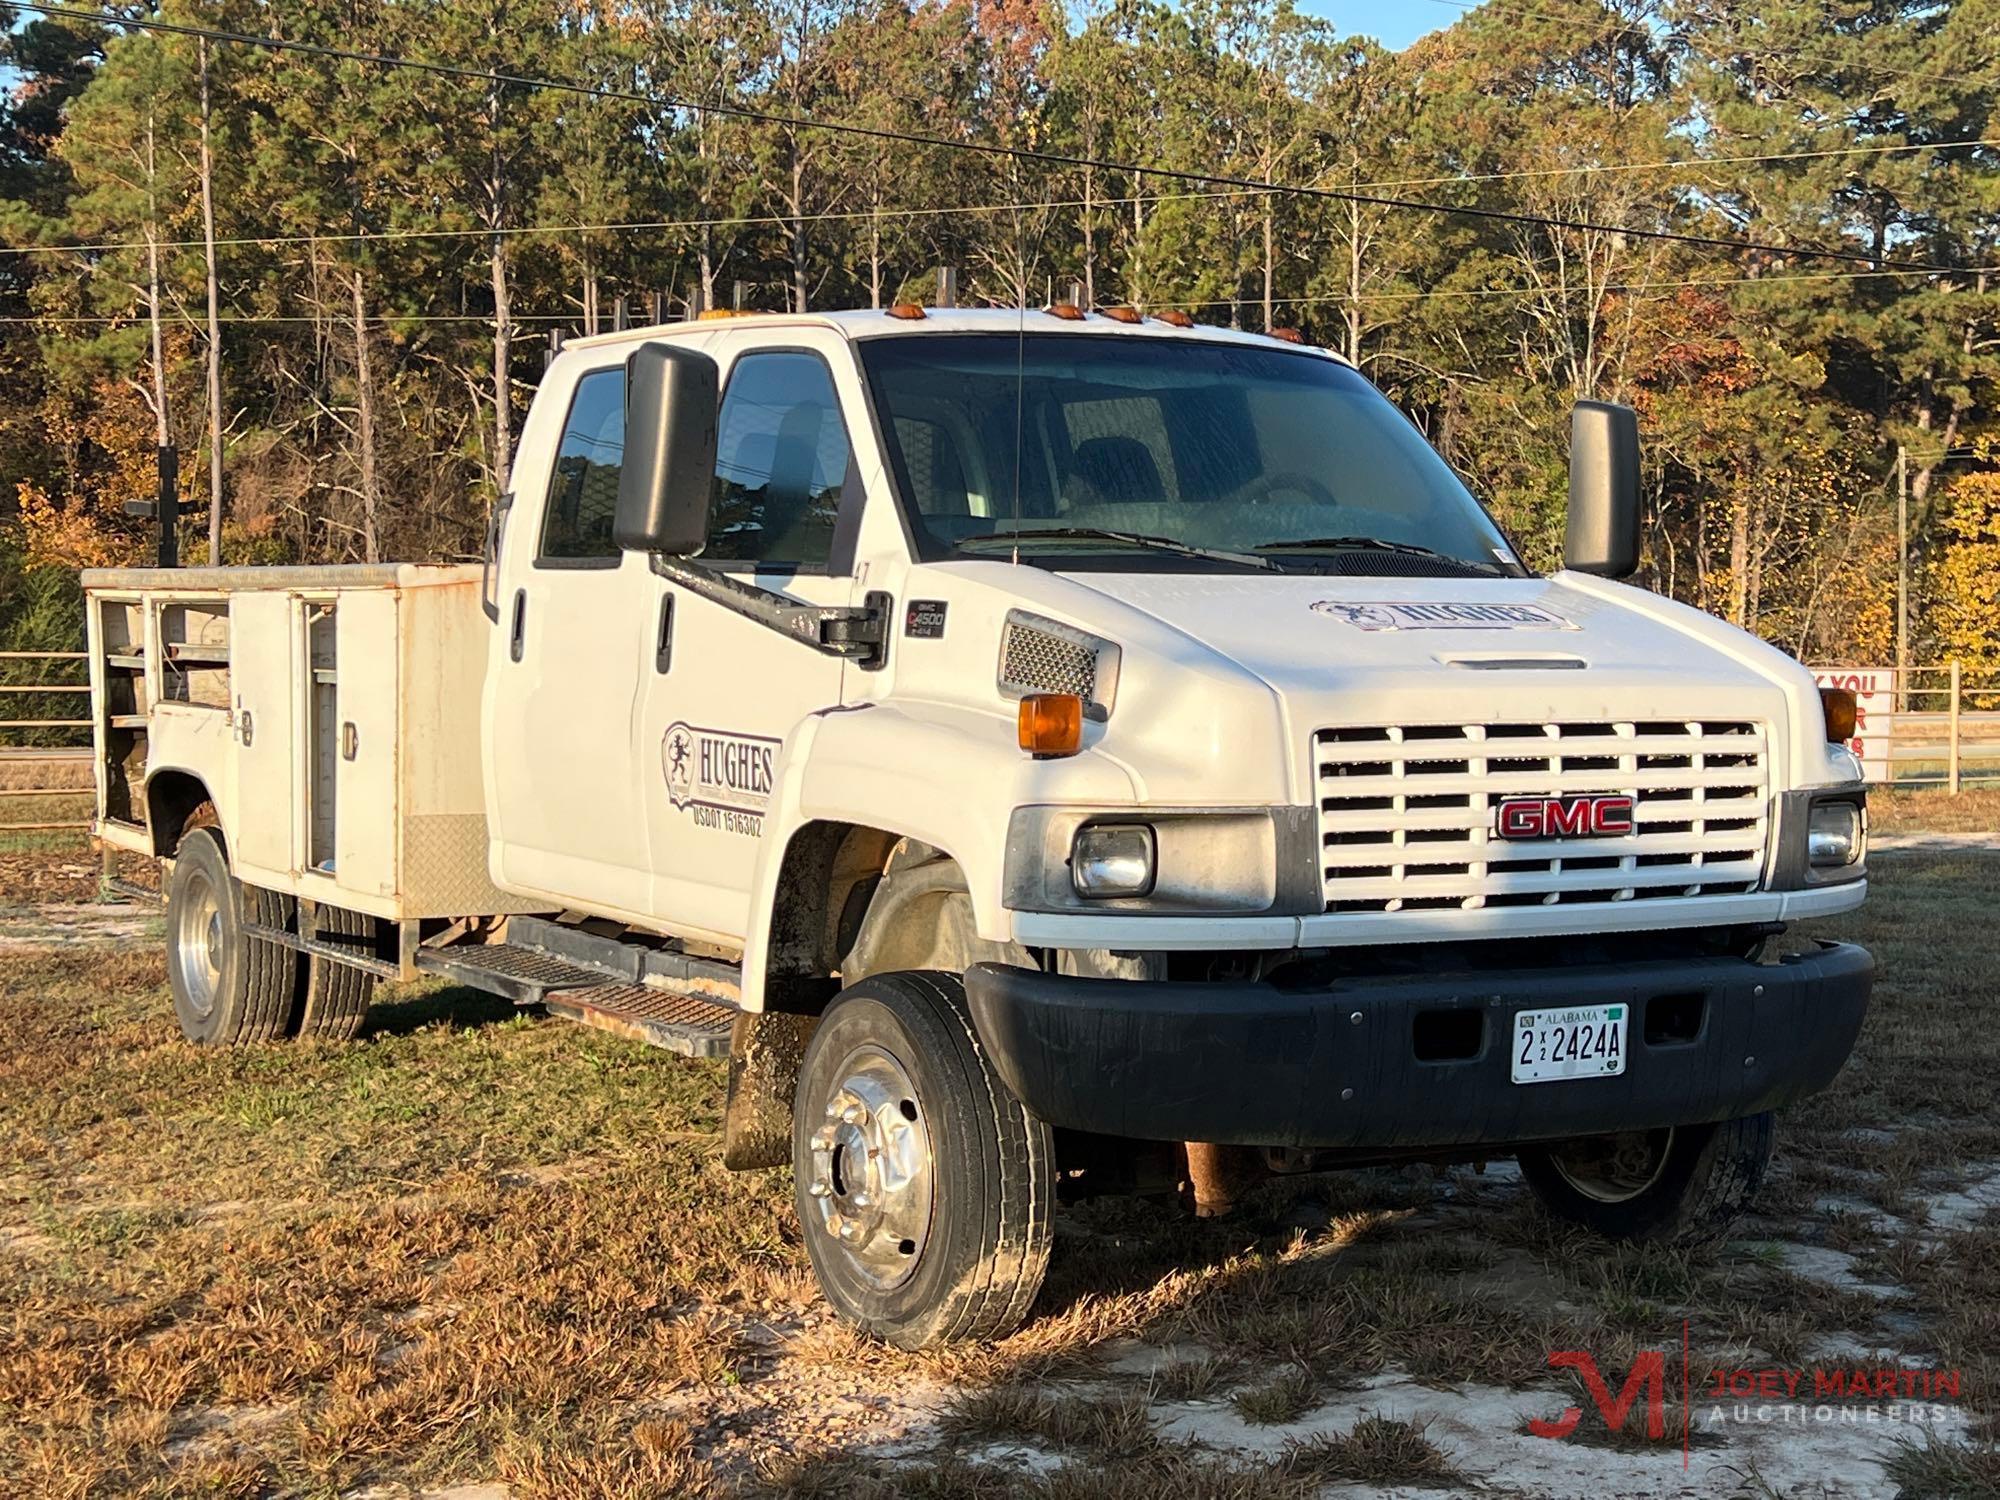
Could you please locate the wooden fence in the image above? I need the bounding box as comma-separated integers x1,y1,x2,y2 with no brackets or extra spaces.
0,650,93,835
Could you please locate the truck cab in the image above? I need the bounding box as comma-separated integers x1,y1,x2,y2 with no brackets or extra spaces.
92,306,1873,1350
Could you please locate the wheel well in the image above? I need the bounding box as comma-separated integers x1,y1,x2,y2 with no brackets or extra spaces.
146,772,216,856
762,820,899,1014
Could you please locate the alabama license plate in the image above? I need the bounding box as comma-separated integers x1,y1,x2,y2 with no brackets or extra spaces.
1511,1003,1628,1085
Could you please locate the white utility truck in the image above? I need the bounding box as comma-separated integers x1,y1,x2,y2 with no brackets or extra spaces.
84,307,1872,1348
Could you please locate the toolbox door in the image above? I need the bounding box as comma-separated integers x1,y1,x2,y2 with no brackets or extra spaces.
332,589,400,898
228,590,298,883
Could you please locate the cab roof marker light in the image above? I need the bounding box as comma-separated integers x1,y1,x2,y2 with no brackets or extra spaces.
1101,305,1144,324
1045,303,1088,321
885,303,928,320
1269,326,1306,345
1155,309,1195,328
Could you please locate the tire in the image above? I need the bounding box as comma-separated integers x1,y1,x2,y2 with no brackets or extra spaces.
164,827,296,1045
295,901,377,1041
1518,1112,1775,1242
792,971,1053,1349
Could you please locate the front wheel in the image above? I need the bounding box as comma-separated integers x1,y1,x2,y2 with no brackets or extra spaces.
1517,1112,1775,1242
792,971,1053,1349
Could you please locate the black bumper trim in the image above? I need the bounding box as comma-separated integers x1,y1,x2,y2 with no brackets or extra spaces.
964,942,1873,1149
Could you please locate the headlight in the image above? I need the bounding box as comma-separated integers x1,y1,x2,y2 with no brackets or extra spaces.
1070,824,1156,898
1808,801,1863,869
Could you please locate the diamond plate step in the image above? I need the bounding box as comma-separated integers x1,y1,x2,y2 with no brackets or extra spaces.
414,942,605,1005
414,942,737,1057
541,984,735,1059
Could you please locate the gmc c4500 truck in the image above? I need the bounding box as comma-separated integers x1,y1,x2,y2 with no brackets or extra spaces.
84,306,1872,1348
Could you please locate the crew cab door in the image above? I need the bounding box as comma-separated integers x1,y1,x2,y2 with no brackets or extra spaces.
485,356,656,918
638,330,866,940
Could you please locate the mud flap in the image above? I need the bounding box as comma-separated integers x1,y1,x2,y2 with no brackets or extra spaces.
722,1010,819,1170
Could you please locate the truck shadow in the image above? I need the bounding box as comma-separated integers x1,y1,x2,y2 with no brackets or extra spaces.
361,982,519,1037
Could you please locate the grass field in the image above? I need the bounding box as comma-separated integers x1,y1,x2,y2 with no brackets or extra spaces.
2,853,1998,1497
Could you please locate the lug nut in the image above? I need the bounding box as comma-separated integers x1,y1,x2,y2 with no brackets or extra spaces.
808,1180,831,1198
842,1104,867,1126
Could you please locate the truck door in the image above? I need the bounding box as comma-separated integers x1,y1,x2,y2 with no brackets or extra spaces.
485,358,656,918
638,332,862,941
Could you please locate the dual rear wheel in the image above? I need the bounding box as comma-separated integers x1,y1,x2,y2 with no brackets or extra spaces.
164,821,378,1046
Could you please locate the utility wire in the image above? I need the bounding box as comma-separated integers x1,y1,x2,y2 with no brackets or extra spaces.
12,1,1990,279
0,186,1311,260
0,258,1966,328
10,133,1996,263
1348,135,2000,197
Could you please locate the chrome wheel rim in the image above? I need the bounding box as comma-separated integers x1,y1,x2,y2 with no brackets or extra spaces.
804,1045,933,1289
173,867,224,1022
1547,1127,1675,1203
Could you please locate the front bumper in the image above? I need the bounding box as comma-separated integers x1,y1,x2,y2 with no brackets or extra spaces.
963,941,1873,1149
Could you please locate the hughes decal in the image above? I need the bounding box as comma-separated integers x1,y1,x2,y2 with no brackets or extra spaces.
1310,600,1578,632
661,722,779,836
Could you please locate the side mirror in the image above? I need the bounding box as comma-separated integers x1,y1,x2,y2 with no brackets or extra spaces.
1565,400,1641,578
615,341,719,555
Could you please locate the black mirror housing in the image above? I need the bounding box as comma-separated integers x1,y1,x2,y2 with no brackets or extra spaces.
615,341,719,556
1565,400,1641,578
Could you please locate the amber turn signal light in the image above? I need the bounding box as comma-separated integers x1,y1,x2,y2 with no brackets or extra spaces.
1821,686,1857,743
1018,693,1084,757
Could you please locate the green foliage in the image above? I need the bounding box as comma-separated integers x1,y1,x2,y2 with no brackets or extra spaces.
0,0,1991,660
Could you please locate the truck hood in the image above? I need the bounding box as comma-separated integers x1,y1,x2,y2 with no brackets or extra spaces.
1063,570,1823,776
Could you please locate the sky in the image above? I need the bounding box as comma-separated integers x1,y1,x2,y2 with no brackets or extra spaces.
1296,0,1483,49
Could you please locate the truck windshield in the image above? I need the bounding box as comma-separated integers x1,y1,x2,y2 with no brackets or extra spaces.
858,334,1519,575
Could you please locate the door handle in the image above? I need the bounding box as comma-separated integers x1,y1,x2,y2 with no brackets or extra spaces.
655,594,675,674
509,589,527,662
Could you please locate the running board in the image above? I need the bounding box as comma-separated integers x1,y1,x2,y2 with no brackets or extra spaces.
540,985,735,1059
413,921,741,1059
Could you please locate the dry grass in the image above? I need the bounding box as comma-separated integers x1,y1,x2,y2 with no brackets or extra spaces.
0,853,1995,1494
1228,1365,1318,1426
1278,1413,1460,1487
1870,788,2000,835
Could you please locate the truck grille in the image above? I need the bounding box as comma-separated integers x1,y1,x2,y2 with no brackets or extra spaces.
1314,720,1771,913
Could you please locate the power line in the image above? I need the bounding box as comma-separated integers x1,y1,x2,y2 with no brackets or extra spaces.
0,256,1958,328
1347,135,2000,197
13,131,1995,264
13,2,1989,279
0,185,1280,260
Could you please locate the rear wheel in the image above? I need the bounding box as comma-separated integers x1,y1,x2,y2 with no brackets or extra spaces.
164,828,296,1045
295,900,378,1040
1518,1112,1775,1242
792,971,1052,1349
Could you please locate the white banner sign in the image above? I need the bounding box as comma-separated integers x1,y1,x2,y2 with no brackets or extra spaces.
1813,668,1894,783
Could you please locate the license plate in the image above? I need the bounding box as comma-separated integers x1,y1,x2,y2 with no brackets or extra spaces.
1511,1003,1628,1085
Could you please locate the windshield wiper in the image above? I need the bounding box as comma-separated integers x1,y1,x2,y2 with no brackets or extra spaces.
1253,536,1509,577
955,526,1274,570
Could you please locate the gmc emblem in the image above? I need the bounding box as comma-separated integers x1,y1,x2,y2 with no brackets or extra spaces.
1494,794,1635,840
